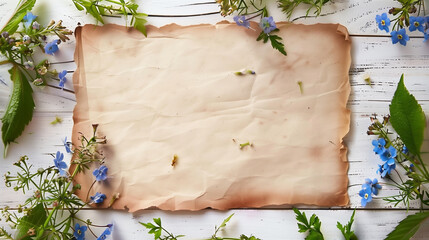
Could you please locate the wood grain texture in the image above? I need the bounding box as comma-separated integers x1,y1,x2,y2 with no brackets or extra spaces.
0,0,429,239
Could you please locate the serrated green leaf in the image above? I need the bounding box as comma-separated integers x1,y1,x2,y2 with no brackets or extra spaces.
337,209,357,240
2,65,35,157
1,0,36,34
294,208,309,227
153,217,161,227
389,74,426,155
15,203,47,240
385,212,429,240
298,223,308,232
140,222,155,229
268,34,287,56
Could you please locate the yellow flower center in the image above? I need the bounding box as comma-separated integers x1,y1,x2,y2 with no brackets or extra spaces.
415,22,420,27
77,230,82,234
381,20,385,26
364,193,369,199
398,34,403,40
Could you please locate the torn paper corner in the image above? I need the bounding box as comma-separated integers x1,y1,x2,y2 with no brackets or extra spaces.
71,22,351,211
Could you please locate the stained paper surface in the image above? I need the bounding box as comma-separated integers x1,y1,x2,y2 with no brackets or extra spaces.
71,22,351,211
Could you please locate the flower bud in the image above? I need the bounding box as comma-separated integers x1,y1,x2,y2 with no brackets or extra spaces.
1,32,9,38
55,20,63,28
27,228,36,236
24,61,34,70
32,21,40,30
37,66,47,75
33,78,44,86
48,20,55,27
22,35,31,44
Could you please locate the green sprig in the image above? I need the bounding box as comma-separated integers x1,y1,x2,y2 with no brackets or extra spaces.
277,0,331,19
72,0,148,36
1,127,109,239
141,214,261,240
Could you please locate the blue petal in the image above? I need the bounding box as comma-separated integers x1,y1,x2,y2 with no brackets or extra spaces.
376,15,381,23
361,198,367,207
58,161,67,169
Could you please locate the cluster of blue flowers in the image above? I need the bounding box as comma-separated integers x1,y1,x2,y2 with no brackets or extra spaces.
54,137,112,239
359,178,382,207
376,13,429,46
372,138,397,178
21,13,69,89
233,15,277,34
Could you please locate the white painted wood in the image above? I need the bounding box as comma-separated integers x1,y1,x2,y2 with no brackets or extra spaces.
1,209,429,239
1,0,428,36
0,0,429,239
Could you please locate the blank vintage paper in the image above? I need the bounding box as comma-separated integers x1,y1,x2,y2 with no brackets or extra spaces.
71,22,351,211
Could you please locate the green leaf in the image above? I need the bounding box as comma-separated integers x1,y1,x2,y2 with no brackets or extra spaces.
389,74,426,155
153,217,161,227
72,0,85,11
1,0,36,34
337,209,357,240
2,65,35,157
268,34,287,56
294,208,309,228
154,228,161,239
140,222,156,229
306,231,324,240
219,213,234,229
385,211,429,240
15,203,47,240
132,13,147,36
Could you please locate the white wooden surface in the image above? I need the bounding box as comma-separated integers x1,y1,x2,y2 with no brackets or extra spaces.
1,0,429,239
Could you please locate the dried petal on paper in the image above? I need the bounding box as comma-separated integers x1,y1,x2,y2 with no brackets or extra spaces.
71,22,351,211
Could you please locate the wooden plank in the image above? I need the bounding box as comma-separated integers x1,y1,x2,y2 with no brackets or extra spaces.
0,209,428,239
0,0,427,36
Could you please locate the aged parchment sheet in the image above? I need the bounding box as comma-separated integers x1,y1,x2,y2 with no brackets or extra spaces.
71,22,351,211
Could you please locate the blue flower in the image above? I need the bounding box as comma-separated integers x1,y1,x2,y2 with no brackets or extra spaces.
377,162,396,178
380,146,397,165
409,164,415,172
58,70,67,88
91,192,106,204
391,29,410,46
44,40,60,55
363,178,382,195
53,151,67,176
372,138,386,154
63,137,72,153
97,224,113,240
74,223,87,240
233,15,250,28
23,12,37,28
402,145,408,154
359,187,373,207
409,16,425,32
259,16,277,34
93,165,108,181
375,13,390,32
